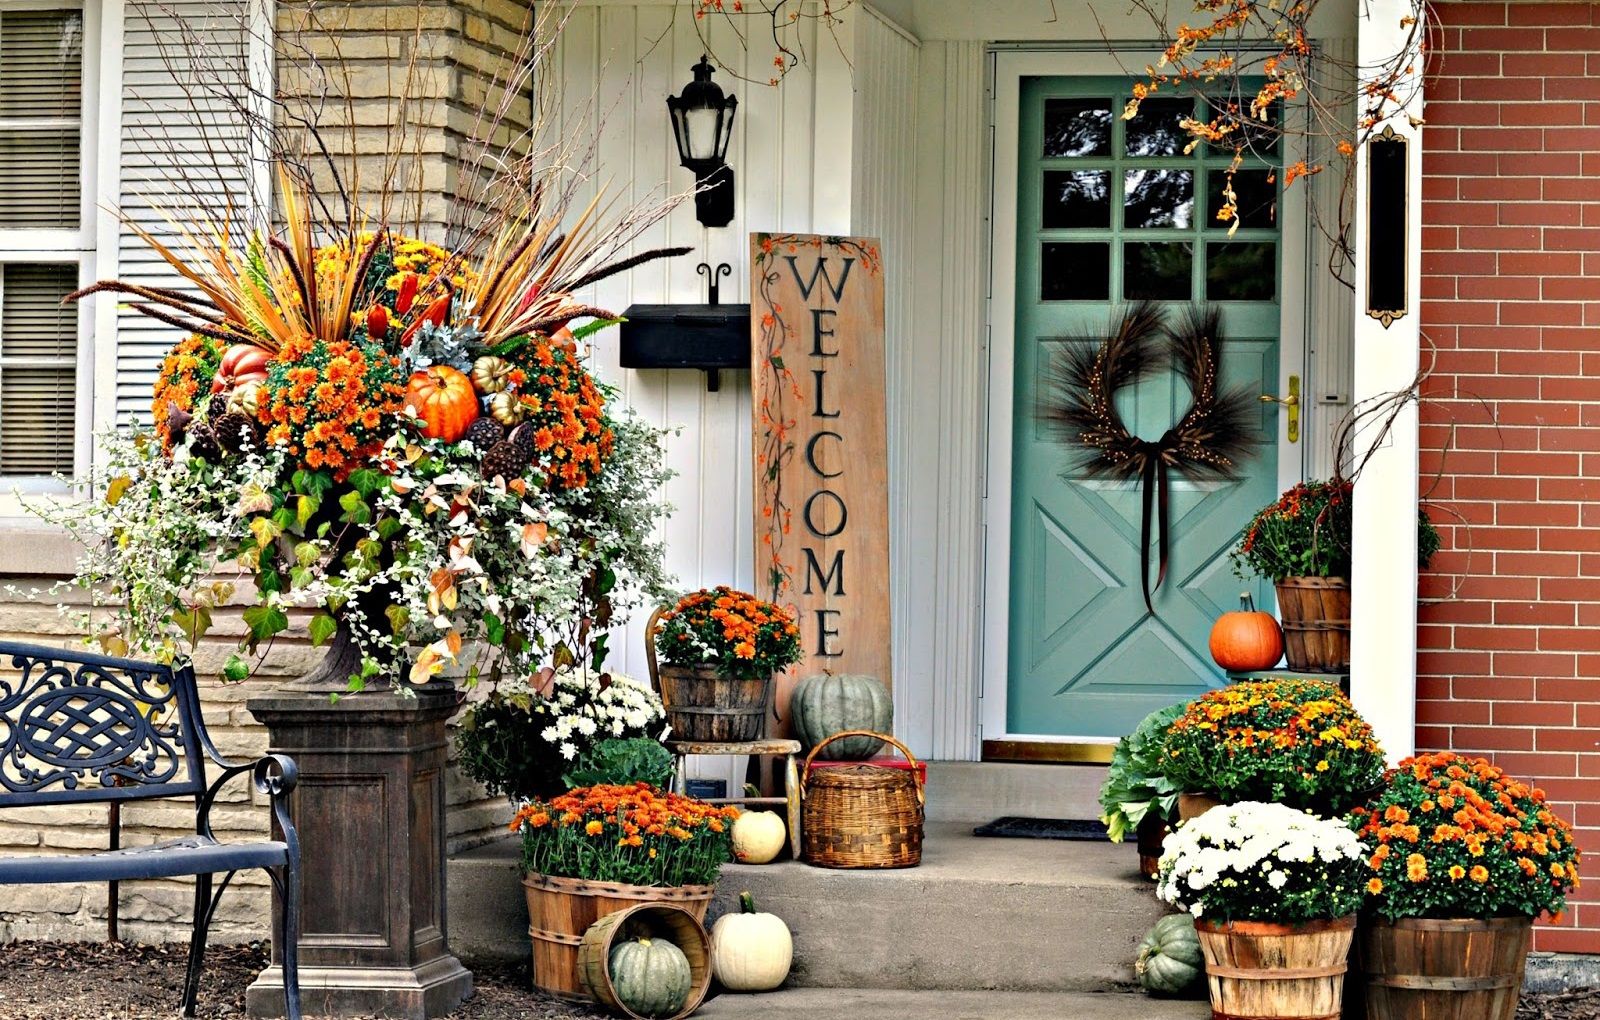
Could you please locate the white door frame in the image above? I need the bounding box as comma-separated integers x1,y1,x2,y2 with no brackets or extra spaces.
979,47,1313,748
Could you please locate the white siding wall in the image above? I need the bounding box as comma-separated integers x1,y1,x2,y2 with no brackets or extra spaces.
113,0,258,422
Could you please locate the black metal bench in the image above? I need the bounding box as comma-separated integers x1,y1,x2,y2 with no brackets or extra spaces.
0,641,302,1019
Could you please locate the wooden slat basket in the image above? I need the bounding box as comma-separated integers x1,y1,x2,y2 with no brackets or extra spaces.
1195,915,1356,1020
1357,916,1532,1020
800,730,924,869
577,903,712,1020
1275,577,1351,673
646,605,773,742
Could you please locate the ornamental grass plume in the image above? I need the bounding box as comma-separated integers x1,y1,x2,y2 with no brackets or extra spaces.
511,784,738,888
1353,752,1581,922
1162,679,1384,814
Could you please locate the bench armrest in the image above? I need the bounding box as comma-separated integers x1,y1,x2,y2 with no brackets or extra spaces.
198,753,299,846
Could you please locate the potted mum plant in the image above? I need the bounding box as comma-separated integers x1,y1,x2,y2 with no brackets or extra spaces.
511,784,738,997
455,667,669,801
1353,752,1581,1020
1098,702,1184,877
1232,479,1354,671
649,587,802,742
1156,801,1368,1020
1163,678,1385,821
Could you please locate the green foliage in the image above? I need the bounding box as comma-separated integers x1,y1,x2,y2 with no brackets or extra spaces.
563,738,675,790
1417,507,1441,569
1099,703,1185,843
1231,479,1353,581
1162,679,1385,815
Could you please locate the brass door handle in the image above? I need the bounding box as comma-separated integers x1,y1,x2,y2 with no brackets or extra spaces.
1259,374,1300,443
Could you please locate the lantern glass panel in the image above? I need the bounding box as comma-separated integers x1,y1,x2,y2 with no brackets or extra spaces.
682,107,721,161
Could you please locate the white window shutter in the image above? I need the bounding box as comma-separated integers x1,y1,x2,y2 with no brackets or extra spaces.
0,8,84,229
0,264,78,476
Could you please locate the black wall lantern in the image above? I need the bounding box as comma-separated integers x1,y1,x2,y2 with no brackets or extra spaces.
668,55,737,228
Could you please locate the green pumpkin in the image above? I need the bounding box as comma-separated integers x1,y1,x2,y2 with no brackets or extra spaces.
791,673,893,760
608,936,692,1018
1135,913,1205,998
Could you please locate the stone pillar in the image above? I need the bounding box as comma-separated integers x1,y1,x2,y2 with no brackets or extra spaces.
245,682,472,1019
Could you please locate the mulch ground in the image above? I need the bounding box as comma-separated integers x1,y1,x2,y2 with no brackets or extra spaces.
0,940,1595,1019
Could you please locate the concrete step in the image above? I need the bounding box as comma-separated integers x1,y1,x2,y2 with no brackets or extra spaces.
449,820,1167,993
924,761,1109,822
695,988,1207,1019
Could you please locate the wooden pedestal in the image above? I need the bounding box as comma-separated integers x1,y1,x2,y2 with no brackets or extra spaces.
244,683,472,1019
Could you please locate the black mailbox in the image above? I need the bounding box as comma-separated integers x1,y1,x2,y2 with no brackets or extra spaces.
619,302,750,390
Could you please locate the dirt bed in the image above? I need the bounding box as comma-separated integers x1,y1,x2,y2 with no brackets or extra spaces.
0,941,1594,1019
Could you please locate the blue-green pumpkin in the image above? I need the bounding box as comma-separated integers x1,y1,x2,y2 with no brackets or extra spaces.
791,673,892,760
608,936,692,1018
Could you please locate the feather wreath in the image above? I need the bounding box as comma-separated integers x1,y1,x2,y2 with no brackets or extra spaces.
1043,302,1260,612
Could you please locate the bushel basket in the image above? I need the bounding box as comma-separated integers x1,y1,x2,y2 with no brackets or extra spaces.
645,605,773,742
800,730,924,869
1275,576,1350,673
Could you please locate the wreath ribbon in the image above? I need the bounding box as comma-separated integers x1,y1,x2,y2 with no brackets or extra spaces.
1137,436,1175,614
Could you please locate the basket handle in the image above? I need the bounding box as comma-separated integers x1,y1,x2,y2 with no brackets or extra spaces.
800,730,925,806
645,605,669,710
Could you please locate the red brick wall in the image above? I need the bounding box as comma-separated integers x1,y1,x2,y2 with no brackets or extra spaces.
1420,0,1600,954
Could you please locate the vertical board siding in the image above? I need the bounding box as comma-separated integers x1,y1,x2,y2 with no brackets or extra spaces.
550,5,824,693
115,1,254,422
1306,36,1357,482
850,7,921,749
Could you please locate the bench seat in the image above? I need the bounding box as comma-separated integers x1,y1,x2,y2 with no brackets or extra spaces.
0,834,290,885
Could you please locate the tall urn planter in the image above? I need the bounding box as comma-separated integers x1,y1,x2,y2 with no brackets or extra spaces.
1358,917,1533,1020
245,627,472,1019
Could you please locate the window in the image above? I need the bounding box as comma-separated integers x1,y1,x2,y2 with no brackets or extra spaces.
0,2,91,483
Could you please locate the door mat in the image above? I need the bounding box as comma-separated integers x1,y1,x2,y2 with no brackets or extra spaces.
972,816,1111,841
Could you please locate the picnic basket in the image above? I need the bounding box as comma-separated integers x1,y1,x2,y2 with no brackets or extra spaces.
800,730,925,869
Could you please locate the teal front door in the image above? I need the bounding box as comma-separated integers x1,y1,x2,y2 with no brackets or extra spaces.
1005,76,1285,741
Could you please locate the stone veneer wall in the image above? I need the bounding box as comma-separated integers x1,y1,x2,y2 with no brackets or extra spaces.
0,0,537,944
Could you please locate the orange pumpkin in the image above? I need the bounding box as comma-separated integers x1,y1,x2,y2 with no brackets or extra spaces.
405,365,479,442
211,343,271,394
1208,593,1284,672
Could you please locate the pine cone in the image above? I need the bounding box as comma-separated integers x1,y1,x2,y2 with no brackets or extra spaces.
481,440,531,483
207,392,229,418
188,424,222,463
507,422,536,458
212,412,260,457
463,416,506,452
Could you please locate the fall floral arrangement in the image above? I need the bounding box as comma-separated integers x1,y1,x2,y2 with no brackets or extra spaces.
1353,752,1581,921
456,668,667,801
653,586,802,681
1232,479,1354,581
1162,679,1385,813
1156,801,1368,923
511,783,739,888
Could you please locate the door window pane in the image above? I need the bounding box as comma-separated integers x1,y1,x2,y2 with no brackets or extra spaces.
1042,242,1110,300
1206,168,1276,229
1125,97,1193,157
1206,102,1281,156
1124,169,1193,228
1043,97,1112,157
1043,170,1110,228
1206,242,1277,301
1124,243,1192,301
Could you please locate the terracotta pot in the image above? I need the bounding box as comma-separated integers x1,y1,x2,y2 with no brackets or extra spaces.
521,872,714,1000
1177,792,1223,822
1135,811,1169,879
1358,916,1532,1020
1275,576,1351,673
1195,915,1357,1020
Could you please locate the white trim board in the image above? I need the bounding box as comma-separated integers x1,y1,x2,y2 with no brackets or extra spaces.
979,48,1313,748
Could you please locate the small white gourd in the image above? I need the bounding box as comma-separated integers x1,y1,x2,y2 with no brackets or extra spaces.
730,809,787,865
710,892,793,992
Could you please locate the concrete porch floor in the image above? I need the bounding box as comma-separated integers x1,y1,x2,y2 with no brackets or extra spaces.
695,987,1208,1019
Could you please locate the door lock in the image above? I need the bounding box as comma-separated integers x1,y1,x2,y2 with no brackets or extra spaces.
1260,374,1300,443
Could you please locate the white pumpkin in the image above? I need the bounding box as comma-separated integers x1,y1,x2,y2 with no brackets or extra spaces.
711,892,792,992
731,810,786,864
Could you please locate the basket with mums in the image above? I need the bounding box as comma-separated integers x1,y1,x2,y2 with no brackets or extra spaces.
36,163,688,692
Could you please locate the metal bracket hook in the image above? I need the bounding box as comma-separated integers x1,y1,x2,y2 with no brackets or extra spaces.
697,261,731,306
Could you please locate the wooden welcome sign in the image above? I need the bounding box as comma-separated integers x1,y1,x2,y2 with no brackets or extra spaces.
750,233,891,721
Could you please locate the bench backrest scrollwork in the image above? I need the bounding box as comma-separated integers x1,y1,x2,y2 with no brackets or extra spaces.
0,641,208,807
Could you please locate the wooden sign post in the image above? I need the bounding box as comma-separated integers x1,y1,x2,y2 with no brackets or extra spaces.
751,233,891,724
